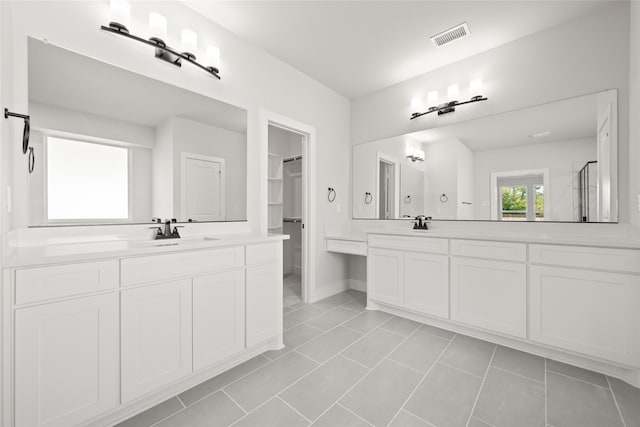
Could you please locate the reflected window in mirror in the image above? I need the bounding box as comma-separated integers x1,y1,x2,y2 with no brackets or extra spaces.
496,175,544,222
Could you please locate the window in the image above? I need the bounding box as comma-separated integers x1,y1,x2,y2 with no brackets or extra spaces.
46,136,130,221
497,175,544,221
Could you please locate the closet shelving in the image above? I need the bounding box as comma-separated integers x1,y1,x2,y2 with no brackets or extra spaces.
268,153,283,232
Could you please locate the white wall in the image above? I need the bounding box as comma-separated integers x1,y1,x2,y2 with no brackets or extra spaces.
629,2,640,233
0,1,351,299
473,138,596,221
351,3,631,225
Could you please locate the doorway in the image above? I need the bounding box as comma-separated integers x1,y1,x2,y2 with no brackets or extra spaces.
180,153,225,222
263,110,316,306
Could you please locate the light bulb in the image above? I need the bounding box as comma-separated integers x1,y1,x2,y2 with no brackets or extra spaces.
406,146,415,157
205,46,221,72
427,91,439,109
109,0,130,32
469,78,483,100
447,84,459,103
411,97,424,114
181,29,198,59
148,12,167,45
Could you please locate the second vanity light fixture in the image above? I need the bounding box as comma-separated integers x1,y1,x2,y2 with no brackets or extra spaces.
101,0,221,79
410,79,486,120
406,146,424,162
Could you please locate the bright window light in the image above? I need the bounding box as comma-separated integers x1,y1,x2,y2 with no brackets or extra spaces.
47,137,129,220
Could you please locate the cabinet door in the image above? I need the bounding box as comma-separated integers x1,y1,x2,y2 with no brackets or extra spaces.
15,293,118,427
451,257,526,338
367,248,404,306
193,270,245,370
404,252,449,319
246,263,282,347
121,279,192,402
530,266,640,366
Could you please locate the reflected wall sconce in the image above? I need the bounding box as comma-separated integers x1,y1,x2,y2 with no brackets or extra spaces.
406,146,424,162
410,78,486,120
101,0,221,79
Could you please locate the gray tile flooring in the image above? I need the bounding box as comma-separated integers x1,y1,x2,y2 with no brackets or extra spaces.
118,289,640,427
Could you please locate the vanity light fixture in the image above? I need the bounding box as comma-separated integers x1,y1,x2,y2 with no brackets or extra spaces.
406,146,425,162
101,0,221,79
410,78,487,120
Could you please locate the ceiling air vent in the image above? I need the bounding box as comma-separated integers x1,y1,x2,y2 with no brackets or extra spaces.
430,22,470,48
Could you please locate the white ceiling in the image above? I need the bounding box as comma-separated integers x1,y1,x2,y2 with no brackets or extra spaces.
28,38,247,133
408,92,598,152
183,0,614,99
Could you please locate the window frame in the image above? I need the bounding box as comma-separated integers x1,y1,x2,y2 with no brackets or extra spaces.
490,169,550,221
42,133,134,224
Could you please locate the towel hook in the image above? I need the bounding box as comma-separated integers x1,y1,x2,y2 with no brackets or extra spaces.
327,187,336,202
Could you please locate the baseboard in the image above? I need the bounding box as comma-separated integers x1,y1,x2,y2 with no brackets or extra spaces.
309,279,350,303
349,278,366,292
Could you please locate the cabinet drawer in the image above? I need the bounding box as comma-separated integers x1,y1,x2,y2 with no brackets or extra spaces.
246,242,282,265
368,234,448,254
326,239,367,256
451,239,526,262
121,246,244,287
15,260,119,305
530,244,640,274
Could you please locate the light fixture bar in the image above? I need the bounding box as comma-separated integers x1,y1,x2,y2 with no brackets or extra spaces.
100,25,221,80
410,96,487,120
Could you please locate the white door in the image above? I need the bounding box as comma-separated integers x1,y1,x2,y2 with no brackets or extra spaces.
246,262,282,347
368,248,404,306
193,269,245,370
404,252,449,319
530,265,640,366
597,106,612,222
15,294,118,427
181,153,225,222
121,279,193,402
451,257,527,338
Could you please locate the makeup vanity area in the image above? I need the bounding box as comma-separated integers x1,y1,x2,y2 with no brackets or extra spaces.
327,88,640,388
1,39,287,427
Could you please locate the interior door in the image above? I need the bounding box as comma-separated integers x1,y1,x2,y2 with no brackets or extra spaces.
182,154,225,222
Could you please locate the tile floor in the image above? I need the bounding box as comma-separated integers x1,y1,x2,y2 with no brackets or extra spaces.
117,289,640,427
283,274,303,309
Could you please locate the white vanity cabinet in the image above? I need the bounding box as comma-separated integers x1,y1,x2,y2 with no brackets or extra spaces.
450,239,527,338
368,235,449,318
14,293,119,427
246,242,283,347
529,244,640,367
121,279,193,402
193,270,245,371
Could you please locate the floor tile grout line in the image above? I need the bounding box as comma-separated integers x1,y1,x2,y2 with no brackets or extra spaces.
544,358,548,427
387,333,457,427
415,327,456,341
221,389,248,415
336,402,375,427
606,375,628,427
176,395,186,409
276,395,314,425
228,395,292,427
438,360,484,379
464,344,497,427
471,415,497,427
546,368,612,390
395,410,438,427
384,355,430,376
490,365,546,385
339,352,377,372
299,326,420,425
285,299,363,331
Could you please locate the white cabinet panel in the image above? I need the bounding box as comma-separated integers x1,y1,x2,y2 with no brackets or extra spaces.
451,257,527,338
246,242,282,265
121,247,244,287
368,248,404,306
368,234,448,254
451,239,526,262
15,293,118,427
15,260,118,304
193,270,245,370
404,252,449,319
530,244,640,274
121,280,193,402
530,266,640,367
246,262,282,347
325,238,367,256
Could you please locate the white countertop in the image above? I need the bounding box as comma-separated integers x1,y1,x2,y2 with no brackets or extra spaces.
5,233,289,268
327,227,640,249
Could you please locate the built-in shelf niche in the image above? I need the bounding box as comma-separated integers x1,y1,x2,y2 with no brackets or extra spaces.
268,153,284,230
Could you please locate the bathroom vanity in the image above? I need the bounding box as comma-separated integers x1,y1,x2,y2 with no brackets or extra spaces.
2,234,286,427
328,228,640,386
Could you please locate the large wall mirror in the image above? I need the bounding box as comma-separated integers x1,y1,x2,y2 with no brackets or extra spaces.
353,89,618,223
27,38,247,226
